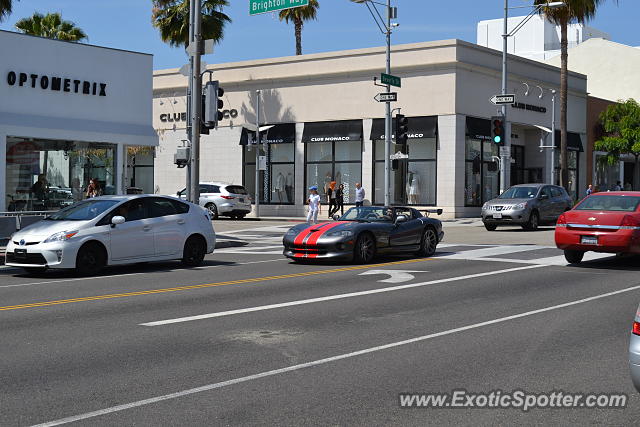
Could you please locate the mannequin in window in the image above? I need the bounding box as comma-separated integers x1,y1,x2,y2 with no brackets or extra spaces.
285,172,293,203
274,172,285,203
408,170,420,204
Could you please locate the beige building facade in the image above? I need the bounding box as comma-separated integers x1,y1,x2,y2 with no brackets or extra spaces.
153,39,587,218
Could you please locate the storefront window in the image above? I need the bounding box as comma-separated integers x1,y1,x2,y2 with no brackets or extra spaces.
243,142,295,205
554,149,579,199
465,117,500,206
126,146,154,194
303,120,363,205
5,136,116,212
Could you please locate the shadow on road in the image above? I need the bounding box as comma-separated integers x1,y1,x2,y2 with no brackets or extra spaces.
570,254,640,272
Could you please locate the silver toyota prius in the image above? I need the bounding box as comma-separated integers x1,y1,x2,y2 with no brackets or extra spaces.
5,195,216,275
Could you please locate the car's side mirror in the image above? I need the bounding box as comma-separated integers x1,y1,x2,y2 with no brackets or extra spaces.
176,191,180,196
332,214,340,221
395,214,408,224
111,216,125,227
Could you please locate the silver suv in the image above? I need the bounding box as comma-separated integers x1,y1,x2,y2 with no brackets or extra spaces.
177,182,252,219
481,184,573,231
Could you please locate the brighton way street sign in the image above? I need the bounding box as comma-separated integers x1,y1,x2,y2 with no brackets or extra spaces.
249,0,309,16
381,73,401,88
490,94,516,105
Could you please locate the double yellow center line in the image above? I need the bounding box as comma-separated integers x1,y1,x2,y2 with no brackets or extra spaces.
0,258,431,312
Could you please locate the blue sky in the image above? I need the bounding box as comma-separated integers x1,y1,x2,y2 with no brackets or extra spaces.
1,0,637,70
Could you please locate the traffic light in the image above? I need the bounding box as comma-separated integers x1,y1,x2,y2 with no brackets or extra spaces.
491,116,505,145
203,80,224,133
395,113,409,145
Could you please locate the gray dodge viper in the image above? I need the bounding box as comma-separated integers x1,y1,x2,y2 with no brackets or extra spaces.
283,206,444,263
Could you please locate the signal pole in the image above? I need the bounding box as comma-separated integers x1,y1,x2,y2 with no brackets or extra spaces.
188,0,203,204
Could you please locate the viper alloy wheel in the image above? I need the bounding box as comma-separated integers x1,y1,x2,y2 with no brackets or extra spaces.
354,233,376,264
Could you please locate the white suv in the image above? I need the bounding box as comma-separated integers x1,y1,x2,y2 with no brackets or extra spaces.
176,182,252,219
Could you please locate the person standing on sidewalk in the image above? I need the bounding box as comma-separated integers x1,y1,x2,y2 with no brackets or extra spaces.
354,182,365,207
327,181,337,218
307,186,321,224
333,184,345,217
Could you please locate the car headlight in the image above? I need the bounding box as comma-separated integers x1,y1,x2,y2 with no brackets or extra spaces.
512,203,528,210
43,230,78,243
327,230,353,237
482,202,488,210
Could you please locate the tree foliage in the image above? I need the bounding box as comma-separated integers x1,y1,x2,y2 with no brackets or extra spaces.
595,99,640,165
15,12,87,41
0,0,15,22
151,0,230,48
279,0,319,55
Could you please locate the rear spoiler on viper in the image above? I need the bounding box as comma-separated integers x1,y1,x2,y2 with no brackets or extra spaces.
424,209,443,217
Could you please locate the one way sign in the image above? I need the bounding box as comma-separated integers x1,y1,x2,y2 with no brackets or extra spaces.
374,92,398,102
490,94,515,105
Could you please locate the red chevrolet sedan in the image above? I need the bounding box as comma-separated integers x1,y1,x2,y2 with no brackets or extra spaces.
555,192,640,264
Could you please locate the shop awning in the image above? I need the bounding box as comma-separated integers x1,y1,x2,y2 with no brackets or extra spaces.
370,116,438,140
554,130,584,152
301,120,362,143
239,123,295,145
465,117,491,141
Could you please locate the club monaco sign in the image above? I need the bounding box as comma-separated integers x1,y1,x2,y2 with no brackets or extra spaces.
6,70,107,96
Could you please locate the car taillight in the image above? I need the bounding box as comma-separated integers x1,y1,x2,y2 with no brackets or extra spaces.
556,213,567,227
633,321,640,336
621,215,640,229
220,195,235,200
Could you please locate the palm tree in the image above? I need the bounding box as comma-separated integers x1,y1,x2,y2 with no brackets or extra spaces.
279,0,319,55
0,0,15,22
535,0,609,190
15,12,87,41
151,0,230,48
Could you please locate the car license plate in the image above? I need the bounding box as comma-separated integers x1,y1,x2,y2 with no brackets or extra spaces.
492,213,502,219
581,236,598,245
14,248,27,259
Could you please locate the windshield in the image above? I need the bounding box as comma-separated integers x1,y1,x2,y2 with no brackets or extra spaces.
46,200,119,221
575,195,640,212
499,186,539,199
339,207,393,222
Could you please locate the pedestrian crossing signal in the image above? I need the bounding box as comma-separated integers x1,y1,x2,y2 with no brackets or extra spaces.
491,116,504,145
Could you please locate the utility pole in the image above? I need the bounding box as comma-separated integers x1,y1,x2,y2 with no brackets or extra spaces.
255,90,261,218
500,0,510,194
185,1,195,203
188,0,203,204
384,0,392,206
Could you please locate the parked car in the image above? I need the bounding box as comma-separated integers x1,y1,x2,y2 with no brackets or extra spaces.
176,182,251,220
283,206,444,263
629,306,640,392
555,192,640,264
481,184,573,231
5,195,216,275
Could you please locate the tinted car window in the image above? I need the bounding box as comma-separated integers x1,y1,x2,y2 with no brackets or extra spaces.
200,185,220,194
171,199,190,214
226,185,248,195
576,195,640,212
550,187,563,198
148,198,178,217
542,187,553,199
101,199,149,223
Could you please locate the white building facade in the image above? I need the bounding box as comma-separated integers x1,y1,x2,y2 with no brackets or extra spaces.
477,14,609,61
0,30,157,213
153,40,587,218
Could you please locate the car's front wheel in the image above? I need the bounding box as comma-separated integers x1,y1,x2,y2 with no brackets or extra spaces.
484,222,497,231
523,211,539,231
354,233,376,264
182,235,206,267
75,242,106,276
205,203,218,220
564,249,584,264
416,227,438,257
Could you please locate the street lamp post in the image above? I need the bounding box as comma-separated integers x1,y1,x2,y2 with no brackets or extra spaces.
354,0,396,206
255,90,261,218
501,1,565,193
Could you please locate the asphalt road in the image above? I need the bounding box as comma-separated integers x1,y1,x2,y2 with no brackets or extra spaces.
1,220,639,425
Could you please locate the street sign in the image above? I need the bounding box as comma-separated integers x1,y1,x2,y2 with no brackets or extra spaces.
499,146,510,157
490,94,516,105
374,92,398,102
381,73,401,88
249,0,309,16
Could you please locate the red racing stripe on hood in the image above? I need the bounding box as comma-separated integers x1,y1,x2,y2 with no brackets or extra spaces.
301,222,336,245
293,223,321,245
305,221,349,246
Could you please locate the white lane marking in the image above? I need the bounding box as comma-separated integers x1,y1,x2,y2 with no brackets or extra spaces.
0,258,286,290
40,282,640,427
358,269,426,283
215,250,283,255
223,225,292,234
440,245,553,259
140,264,544,326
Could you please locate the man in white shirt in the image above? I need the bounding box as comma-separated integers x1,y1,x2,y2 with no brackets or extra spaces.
354,182,365,207
307,186,321,224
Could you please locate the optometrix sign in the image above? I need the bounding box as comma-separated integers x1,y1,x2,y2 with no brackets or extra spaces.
6,71,107,97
